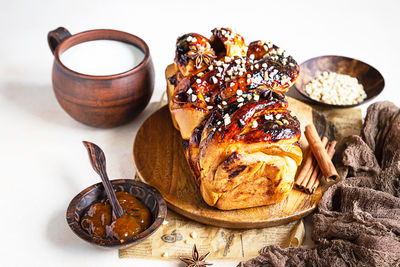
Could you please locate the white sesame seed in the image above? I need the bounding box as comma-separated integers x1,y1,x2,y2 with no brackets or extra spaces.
252,120,258,128
217,121,222,125
218,104,222,109
187,88,193,94
254,94,260,101
223,63,229,68
247,74,251,78
196,78,201,84
208,65,214,70
238,103,243,108
224,116,231,126
212,76,218,84
186,36,192,42
230,82,235,87
237,89,243,95
191,37,197,42
255,64,259,69
222,101,227,105
225,56,231,62
191,94,197,102
218,67,223,72
247,78,251,83
265,114,273,120
207,106,213,109
249,54,255,60
247,94,252,100
237,97,244,102
205,97,210,102
216,73,221,77
262,63,268,68
225,78,230,82
235,59,241,64
197,72,204,77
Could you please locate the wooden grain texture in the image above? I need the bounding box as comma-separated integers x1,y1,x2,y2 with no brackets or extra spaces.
294,55,385,108
82,141,124,219
133,97,325,229
48,27,154,128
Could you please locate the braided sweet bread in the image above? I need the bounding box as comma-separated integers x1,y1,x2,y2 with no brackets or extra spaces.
166,27,302,210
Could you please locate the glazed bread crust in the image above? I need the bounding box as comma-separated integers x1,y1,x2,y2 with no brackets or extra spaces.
166,28,302,210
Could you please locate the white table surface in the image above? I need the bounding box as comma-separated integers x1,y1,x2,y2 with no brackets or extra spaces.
1,0,399,266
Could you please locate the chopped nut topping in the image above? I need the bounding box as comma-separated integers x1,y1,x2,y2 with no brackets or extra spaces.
224,116,231,126
252,120,258,128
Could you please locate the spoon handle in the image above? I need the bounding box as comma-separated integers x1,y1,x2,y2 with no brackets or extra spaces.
82,141,124,220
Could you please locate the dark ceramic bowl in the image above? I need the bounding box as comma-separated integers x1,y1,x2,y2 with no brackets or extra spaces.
66,179,167,249
48,27,155,128
294,55,384,108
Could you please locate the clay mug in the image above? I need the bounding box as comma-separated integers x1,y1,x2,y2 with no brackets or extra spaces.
48,27,154,128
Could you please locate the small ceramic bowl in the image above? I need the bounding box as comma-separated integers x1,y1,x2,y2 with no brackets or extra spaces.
66,179,167,249
48,27,155,128
294,55,384,108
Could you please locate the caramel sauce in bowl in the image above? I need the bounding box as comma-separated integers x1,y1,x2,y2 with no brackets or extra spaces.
66,179,167,249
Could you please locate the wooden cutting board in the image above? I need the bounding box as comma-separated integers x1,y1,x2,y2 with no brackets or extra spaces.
133,97,325,229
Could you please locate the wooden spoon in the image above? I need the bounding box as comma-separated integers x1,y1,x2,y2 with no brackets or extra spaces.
82,141,124,220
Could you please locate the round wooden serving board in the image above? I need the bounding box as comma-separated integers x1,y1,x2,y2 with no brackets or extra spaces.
134,97,323,229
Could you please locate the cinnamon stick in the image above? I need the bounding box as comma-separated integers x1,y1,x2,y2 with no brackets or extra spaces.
307,141,337,193
304,141,330,191
298,137,328,189
294,148,313,188
294,136,328,188
304,124,339,182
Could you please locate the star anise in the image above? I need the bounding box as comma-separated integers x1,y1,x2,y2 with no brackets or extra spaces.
179,244,213,267
186,46,216,69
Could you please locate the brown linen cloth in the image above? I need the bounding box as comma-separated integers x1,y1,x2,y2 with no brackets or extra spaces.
239,101,400,267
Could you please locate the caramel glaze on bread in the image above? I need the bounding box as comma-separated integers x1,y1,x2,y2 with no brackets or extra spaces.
166,27,302,210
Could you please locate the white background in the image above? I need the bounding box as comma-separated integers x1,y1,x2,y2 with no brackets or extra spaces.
1,0,399,266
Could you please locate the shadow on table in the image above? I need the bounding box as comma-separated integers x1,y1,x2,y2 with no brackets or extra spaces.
0,81,163,130
0,81,81,128
45,209,106,253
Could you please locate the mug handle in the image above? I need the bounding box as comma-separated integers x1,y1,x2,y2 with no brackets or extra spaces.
48,27,71,55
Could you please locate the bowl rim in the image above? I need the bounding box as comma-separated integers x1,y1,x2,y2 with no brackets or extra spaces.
294,54,385,108
66,179,167,248
53,29,151,80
